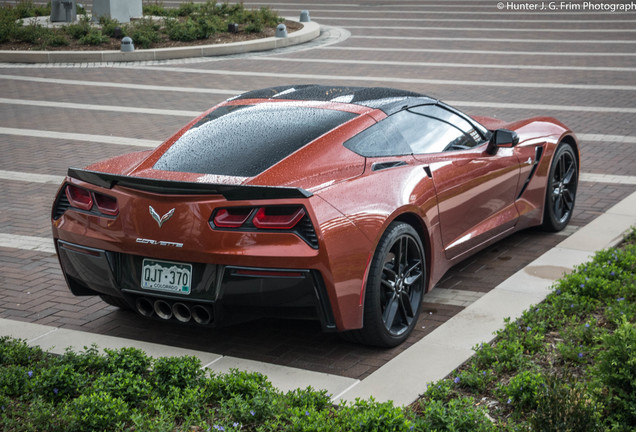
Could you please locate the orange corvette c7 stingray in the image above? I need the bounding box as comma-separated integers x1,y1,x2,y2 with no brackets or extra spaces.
51,85,579,346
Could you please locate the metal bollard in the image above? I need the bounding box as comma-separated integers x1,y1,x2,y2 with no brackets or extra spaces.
300,10,310,22
121,36,134,52
276,23,288,38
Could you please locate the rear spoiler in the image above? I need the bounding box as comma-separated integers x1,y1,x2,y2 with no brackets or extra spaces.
67,168,313,201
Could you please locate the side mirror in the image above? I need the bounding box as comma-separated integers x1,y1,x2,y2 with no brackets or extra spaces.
487,129,519,155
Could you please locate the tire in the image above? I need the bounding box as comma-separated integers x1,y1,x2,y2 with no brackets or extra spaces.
345,222,426,347
99,294,132,310
542,142,578,232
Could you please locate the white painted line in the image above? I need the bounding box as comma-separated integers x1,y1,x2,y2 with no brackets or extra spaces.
0,127,160,147
323,46,636,57
580,173,636,185
0,233,55,254
2,96,633,117
447,100,636,114
4,68,635,93
134,66,636,92
0,98,200,118
0,170,63,184
0,74,240,95
275,7,635,15
351,35,636,44
578,134,636,144
258,56,636,73
312,16,636,24
344,25,636,33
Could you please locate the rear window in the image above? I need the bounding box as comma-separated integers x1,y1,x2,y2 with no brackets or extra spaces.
154,104,356,177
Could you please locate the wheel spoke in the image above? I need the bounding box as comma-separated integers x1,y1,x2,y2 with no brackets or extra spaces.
563,163,576,185
404,261,423,286
382,293,399,328
558,154,566,181
399,237,408,273
380,278,394,290
554,196,564,220
382,264,397,280
563,191,574,212
399,292,414,319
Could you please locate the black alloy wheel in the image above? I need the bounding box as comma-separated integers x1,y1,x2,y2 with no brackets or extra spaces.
543,142,578,231
347,222,426,347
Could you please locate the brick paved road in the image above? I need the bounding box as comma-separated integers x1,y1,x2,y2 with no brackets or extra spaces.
0,0,635,380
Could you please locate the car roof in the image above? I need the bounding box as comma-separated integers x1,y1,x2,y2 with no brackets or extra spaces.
229,84,438,115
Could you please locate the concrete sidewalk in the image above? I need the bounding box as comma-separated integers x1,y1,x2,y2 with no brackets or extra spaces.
2,190,634,405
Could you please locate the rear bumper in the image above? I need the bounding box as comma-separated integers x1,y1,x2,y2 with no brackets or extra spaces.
56,240,337,331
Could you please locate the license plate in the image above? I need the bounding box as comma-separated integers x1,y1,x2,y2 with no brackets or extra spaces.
141,259,192,295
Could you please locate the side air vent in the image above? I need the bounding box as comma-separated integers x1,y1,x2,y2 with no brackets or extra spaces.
298,216,319,249
52,189,71,220
372,161,407,171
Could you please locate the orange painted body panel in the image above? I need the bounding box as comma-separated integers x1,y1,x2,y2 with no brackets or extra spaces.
51,89,579,333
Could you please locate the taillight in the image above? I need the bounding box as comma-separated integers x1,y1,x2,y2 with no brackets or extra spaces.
94,193,119,216
63,184,119,216
253,207,306,230
65,185,93,211
210,205,317,248
213,208,252,228
211,205,306,230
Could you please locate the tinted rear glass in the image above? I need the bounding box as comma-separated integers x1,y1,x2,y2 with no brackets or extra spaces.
154,105,356,177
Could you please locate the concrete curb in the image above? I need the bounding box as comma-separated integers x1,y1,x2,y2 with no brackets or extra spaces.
0,19,319,64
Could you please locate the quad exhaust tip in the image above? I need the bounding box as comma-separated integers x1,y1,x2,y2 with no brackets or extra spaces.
136,297,154,317
135,297,213,326
172,302,192,323
153,300,173,320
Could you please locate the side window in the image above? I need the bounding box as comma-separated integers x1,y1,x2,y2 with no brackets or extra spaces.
344,107,481,157
344,114,412,157
409,105,484,149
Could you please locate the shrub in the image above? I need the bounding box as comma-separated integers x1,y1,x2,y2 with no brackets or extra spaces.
165,17,201,41
593,316,636,429
15,0,50,18
30,363,87,402
91,370,152,405
531,376,603,432
452,364,496,393
0,365,30,397
104,346,150,375
64,16,92,39
285,387,332,411
69,391,129,432
415,397,496,432
0,336,45,366
56,345,107,375
152,355,204,393
125,18,161,49
336,398,414,432
79,28,109,45
43,31,70,47
99,16,122,38
497,370,546,411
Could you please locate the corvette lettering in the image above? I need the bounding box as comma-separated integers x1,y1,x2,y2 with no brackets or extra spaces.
136,238,183,248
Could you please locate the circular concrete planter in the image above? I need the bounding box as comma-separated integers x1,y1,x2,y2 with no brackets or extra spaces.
0,19,319,64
